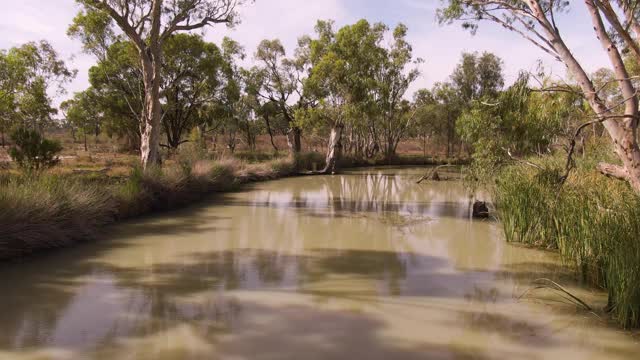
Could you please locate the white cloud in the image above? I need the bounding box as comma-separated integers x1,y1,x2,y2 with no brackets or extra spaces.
204,0,353,62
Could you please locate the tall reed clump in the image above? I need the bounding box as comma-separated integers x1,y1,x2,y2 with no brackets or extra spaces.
495,158,640,328
494,164,559,246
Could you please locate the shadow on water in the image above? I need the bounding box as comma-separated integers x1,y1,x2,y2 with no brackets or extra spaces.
212,301,538,360
0,246,634,358
0,299,544,359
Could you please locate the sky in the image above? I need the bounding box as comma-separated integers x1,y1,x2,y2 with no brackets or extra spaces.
0,0,610,104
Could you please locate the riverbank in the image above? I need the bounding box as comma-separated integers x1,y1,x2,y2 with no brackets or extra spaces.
0,152,465,261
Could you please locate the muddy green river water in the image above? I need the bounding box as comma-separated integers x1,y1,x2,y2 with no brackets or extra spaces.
0,167,638,359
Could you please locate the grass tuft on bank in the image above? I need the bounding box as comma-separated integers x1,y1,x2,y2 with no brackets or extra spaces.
0,153,301,260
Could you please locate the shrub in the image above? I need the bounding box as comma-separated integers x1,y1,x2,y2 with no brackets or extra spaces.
270,157,297,176
176,141,209,173
235,151,281,163
295,151,326,171
114,166,150,218
8,128,63,172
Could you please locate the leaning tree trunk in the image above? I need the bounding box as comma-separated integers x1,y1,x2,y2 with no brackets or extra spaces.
293,127,302,153
583,0,640,192
140,57,162,169
323,123,344,174
589,1,640,192
518,0,640,192
596,129,640,192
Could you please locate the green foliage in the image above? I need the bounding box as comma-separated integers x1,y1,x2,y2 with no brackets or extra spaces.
70,0,242,165
375,23,422,158
0,41,74,133
8,128,63,172
496,157,640,328
246,37,309,152
437,1,570,35
210,37,257,153
412,51,504,161
457,73,567,182
162,34,226,149
302,19,387,127
451,52,504,104
67,7,116,58
82,33,231,150
60,88,102,149
295,19,423,161
86,40,142,148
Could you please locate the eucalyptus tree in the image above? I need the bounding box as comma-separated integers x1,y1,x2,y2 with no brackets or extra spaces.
432,82,462,158
438,0,640,192
0,41,74,138
302,20,387,173
161,34,224,150
374,24,422,159
251,39,309,153
451,51,504,105
86,40,144,150
458,74,553,176
72,0,241,168
82,33,227,151
0,59,11,146
243,70,284,151
0,52,19,146
212,37,250,153
446,51,504,158
412,89,439,158
60,89,103,151
259,101,283,151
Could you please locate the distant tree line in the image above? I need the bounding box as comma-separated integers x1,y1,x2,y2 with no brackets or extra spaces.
0,0,636,181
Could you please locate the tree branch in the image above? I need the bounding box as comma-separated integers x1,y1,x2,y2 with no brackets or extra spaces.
597,162,629,180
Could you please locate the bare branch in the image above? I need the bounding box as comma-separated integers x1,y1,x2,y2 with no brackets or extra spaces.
597,162,629,180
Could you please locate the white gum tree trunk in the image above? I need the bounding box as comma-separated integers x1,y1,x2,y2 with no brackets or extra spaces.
323,123,344,174
140,55,163,168
525,0,640,192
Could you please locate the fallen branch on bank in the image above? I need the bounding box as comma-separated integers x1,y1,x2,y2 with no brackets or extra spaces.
417,165,458,184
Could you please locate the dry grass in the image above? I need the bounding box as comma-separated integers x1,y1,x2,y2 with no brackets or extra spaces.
0,153,300,260
0,176,116,258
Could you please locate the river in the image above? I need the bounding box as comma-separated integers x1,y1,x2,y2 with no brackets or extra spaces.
0,167,637,359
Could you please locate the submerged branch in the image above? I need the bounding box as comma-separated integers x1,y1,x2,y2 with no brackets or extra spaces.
518,278,593,312
417,165,458,184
